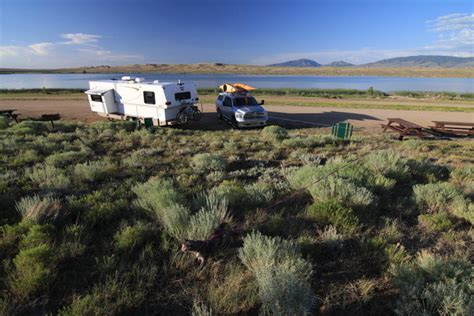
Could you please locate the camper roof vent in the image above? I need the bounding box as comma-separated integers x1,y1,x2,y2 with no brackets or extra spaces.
121,76,131,81
153,80,160,84
135,77,144,83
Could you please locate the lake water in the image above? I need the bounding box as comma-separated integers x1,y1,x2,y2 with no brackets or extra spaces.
0,73,473,93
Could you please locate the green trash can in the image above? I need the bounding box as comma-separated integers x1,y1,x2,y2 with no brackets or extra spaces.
143,117,154,128
332,122,353,139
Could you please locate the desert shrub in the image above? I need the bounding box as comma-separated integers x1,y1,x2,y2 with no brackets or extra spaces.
185,193,231,240
363,150,409,181
390,251,473,316
307,201,359,234
244,181,276,206
309,176,374,209
192,301,214,316
123,148,163,168
133,179,229,240
418,213,453,232
45,151,87,168
114,222,152,251
239,232,315,315
27,164,71,191
191,153,227,172
207,263,258,314
401,139,430,152
59,224,86,259
450,197,474,225
9,120,48,136
0,116,9,129
30,135,63,155
90,120,136,133
451,165,474,194
256,264,315,315
9,243,56,298
261,125,288,142
133,178,186,219
210,180,247,209
413,182,461,213
16,195,61,223
58,277,144,316
407,159,450,183
13,149,41,165
379,218,404,243
281,134,335,149
318,225,344,249
73,159,116,182
19,224,54,249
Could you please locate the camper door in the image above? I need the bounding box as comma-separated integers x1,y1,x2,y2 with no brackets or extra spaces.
86,89,117,114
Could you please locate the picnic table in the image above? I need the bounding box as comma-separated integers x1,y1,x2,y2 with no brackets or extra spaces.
0,109,20,123
381,118,429,140
41,113,61,129
430,121,474,136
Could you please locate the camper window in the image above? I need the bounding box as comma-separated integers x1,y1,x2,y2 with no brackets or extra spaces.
91,94,102,102
144,91,155,104
175,92,191,101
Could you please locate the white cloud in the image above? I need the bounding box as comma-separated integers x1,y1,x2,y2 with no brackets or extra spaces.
78,48,142,61
428,13,474,32
0,33,142,68
29,42,54,55
426,13,474,53
0,46,26,57
60,33,101,45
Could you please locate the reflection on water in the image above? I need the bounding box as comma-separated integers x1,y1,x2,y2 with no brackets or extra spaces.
0,73,473,93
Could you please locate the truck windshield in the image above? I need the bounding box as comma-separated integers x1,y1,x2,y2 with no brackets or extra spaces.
233,96,259,106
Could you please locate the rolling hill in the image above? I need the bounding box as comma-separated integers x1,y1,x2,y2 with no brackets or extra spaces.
362,55,474,68
325,61,354,67
269,58,321,67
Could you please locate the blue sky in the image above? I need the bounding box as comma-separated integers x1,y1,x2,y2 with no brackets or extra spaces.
0,0,473,68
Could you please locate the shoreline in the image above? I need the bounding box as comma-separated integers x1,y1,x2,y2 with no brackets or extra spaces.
1,64,473,78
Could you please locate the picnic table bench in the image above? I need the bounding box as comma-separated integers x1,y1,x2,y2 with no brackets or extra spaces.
381,118,429,140
430,121,474,136
0,109,20,123
41,113,61,129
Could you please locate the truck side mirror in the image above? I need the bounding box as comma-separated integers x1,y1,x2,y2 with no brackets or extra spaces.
260,100,265,105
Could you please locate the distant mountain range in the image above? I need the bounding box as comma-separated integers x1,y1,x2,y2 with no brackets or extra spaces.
270,58,321,67
325,61,354,67
363,55,474,68
269,55,474,68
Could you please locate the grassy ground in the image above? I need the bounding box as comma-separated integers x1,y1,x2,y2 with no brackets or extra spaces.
1,63,474,78
1,89,472,112
0,119,472,315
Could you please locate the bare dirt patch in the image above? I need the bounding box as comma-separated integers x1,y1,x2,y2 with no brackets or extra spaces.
1,99,472,132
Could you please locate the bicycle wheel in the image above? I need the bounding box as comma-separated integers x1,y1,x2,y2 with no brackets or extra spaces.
192,109,202,121
176,109,188,124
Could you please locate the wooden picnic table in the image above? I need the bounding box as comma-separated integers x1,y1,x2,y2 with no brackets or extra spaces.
41,113,61,129
0,109,20,123
381,118,429,140
430,121,474,136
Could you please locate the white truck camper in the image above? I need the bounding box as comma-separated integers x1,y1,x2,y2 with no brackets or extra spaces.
85,77,202,125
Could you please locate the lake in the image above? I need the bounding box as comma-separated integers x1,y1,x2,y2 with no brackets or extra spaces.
0,73,473,93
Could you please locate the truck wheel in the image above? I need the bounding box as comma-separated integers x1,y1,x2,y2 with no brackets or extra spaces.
231,117,239,128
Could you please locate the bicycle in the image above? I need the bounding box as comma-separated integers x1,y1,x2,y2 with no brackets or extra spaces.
176,103,202,124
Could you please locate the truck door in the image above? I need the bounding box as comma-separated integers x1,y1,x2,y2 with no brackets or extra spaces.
223,96,233,119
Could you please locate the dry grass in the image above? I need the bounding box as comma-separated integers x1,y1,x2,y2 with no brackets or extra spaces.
3,63,473,78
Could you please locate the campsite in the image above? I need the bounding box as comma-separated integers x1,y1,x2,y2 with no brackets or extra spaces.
1,0,473,315
0,85,473,314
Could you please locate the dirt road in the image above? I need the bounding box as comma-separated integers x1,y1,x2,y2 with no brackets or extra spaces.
1,99,472,131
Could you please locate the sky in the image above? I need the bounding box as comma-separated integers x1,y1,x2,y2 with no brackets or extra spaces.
0,0,473,68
